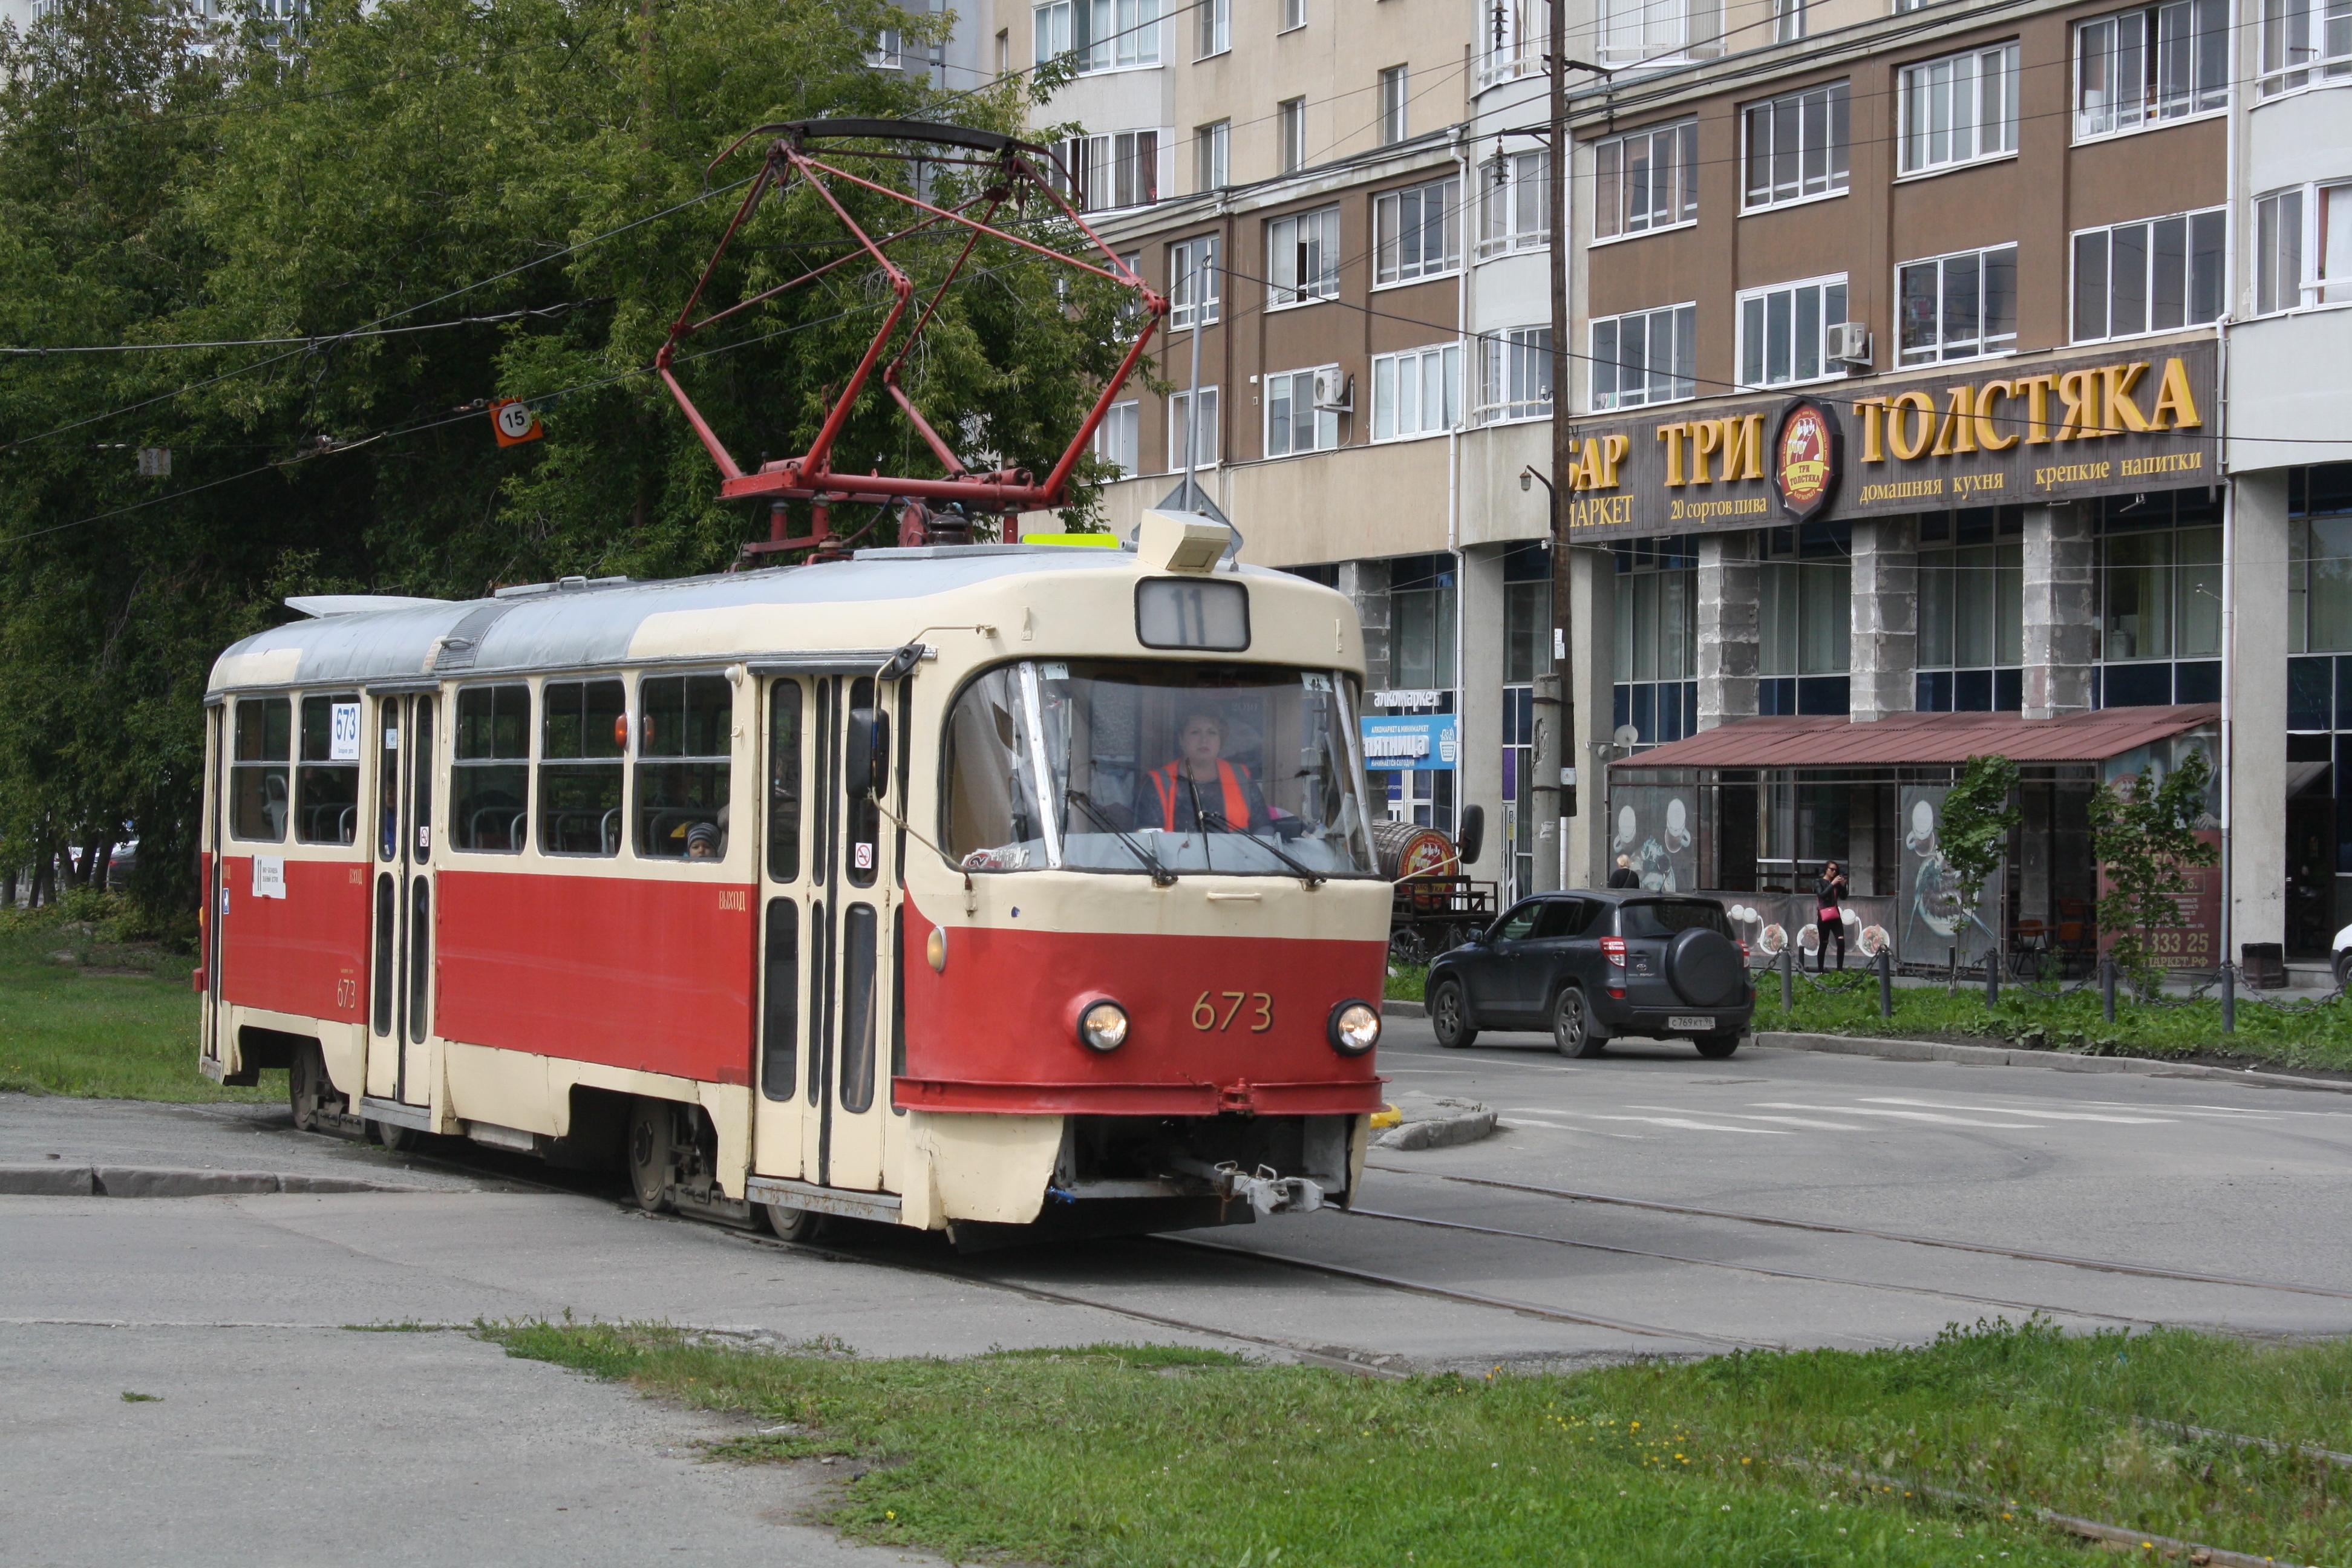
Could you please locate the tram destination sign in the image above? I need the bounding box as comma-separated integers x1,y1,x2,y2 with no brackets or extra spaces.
1557,339,2217,543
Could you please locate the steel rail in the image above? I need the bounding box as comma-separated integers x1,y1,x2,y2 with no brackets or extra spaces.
1338,1206,2165,1330
1386,1169,2352,1302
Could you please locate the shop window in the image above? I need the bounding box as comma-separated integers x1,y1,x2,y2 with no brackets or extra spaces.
1389,554,1459,691
1758,524,1850,716
452,685,530,852
2073,209,2227,339
231,695,293,842
2094,492,2224,707
1613,538,1698,744
1916,511,2024,711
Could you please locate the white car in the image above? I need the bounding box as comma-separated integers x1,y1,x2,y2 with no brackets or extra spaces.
2333,923,2352,990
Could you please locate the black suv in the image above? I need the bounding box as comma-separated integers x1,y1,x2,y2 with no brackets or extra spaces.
1425,891,1754,1058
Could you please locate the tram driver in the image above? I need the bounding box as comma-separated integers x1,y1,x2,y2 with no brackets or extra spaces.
1139,709,1272,835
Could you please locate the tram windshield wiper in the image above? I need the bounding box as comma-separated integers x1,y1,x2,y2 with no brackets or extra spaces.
1197,810,1326,888
1064,789,1177,886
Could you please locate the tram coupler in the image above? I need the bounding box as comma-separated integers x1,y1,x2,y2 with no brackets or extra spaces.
1170,1157,1326,1219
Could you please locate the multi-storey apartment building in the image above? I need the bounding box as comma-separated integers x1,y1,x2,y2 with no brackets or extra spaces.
999,0,2348,973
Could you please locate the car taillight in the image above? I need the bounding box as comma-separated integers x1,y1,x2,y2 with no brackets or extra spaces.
1601,936,1626,968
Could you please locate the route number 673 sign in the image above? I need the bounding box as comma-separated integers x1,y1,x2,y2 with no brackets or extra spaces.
490,398,544,447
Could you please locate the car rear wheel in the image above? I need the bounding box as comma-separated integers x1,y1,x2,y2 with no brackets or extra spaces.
1552,987,1605,1058
2335,950,2352,993
1430,978,1478,1050
1694,1031,1743,1059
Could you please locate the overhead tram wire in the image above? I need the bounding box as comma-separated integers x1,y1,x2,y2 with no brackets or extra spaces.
0,304,589,358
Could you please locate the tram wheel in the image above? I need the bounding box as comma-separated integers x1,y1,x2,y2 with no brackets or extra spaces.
288,1043,328,1134
762,1203,824,1243
625,1096,676,1214
371,1119,413,1153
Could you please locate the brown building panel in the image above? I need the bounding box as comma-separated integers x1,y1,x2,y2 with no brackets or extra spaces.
2065,117,2229,231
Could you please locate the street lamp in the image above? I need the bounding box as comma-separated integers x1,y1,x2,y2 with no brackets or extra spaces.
1520,466,1553,498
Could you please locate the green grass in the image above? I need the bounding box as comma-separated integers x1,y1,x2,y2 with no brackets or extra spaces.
1756,969,2352,1076
485,1318,2352,1568
0,912,267,1103
1385,962,1428,1003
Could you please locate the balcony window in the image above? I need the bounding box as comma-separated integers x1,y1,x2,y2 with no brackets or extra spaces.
1896,244,2017,364
1477,148,1549,257
1742,81,1850,209
1900,42,2020,174
1590,304,1696,410
2075,0,2229,139
1373,177,1460,286
1594,120,1697,239
2073,209,2227,338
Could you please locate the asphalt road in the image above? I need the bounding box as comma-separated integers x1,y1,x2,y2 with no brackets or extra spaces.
4,1026,2348,1564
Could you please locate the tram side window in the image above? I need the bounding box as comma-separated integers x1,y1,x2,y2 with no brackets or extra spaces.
230,696,292,841
296,693,362,845
452,685,531,853
538,679,625,856
638,673,733,859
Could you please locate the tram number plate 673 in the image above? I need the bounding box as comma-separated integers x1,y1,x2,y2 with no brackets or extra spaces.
1192,991,1273,1033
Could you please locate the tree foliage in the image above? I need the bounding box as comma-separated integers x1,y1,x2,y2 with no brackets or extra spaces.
0,0,1135,920
1939,753,2020,982
2088,748,2220,990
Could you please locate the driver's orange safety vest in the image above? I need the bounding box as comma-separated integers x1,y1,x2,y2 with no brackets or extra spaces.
1148,759,1252,831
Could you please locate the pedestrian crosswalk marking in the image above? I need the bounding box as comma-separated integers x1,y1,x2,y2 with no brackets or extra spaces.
1860,1097,2174,1125
1753,1102,2039,1129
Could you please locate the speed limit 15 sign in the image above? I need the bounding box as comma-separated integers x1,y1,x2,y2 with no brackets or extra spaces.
489,398,544,447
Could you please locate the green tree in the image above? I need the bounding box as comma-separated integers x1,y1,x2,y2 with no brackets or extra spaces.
1938,753,2020,987
2088,748,2219,992
0,0,1135,923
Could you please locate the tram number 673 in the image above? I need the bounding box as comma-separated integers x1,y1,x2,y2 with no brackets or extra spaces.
1192,991,1274,1033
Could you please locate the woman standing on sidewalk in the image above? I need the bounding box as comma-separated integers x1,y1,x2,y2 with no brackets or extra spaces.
1815,860,1849,972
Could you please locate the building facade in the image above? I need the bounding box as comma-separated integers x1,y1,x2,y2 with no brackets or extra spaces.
995,0,2347,969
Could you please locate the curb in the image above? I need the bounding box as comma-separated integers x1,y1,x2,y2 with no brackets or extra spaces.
0,1165,443,1198
1376,1106,1498,1151
1759,1031,2352,1094
1387,1000,1428,1019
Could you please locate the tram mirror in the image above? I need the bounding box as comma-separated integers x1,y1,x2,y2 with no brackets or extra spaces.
1454,804,1485,869
846,707,890,798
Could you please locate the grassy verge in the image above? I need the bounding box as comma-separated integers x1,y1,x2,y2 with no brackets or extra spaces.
486,1318,2352,1568
1753,969,2352,1076
1384,962,1428,1003
0,907,266,1103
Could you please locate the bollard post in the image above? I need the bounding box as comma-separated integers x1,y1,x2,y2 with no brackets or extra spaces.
1877,947,1893,1019
2102,956,2117,1024
1985,948,2000,1008
1780,945,1795,1012
2220,959,2235,1034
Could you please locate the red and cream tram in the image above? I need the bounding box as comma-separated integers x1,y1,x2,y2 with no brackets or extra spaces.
195,512,1391,1240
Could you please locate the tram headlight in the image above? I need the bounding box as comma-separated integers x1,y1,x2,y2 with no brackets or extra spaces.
1078,999,1130,1053
1328,1000,1381,1056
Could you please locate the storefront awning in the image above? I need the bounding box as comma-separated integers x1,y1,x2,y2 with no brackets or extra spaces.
1612,704,2218,770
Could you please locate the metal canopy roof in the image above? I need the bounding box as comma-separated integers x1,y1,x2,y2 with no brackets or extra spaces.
1612,704,2219,770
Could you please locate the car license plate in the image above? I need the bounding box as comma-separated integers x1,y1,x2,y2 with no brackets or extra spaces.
1668,1015,1714,1033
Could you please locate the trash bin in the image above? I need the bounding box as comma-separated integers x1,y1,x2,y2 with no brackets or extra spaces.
2241,942,2287,990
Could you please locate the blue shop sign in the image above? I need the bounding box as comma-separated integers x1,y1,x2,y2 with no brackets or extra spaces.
1361,714,1459,772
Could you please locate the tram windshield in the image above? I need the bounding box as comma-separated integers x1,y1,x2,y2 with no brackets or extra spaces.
943,659,1379,878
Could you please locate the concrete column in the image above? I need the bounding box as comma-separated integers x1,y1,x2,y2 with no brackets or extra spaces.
2230,473,2290,955
1849,515,1918,722
1697,531,1760,730
2021,503,2096,720
1338,560,1392,693
1563,544,1616,890
1457,545,1508,882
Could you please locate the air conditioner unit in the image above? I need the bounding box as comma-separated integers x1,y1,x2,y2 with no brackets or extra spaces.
1312,369,1354,411
1824,322,1871,367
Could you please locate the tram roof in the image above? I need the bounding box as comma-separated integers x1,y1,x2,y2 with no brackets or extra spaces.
205,545,1320,696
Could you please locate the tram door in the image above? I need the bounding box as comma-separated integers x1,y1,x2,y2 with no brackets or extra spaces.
200,706,226,1071
365,693,438,1106
752,674,897,1192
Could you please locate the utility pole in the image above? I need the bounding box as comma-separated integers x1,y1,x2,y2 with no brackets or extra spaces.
1537,3,1607,889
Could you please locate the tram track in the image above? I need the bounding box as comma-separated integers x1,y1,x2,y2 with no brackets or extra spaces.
1379,1168,2352,1304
